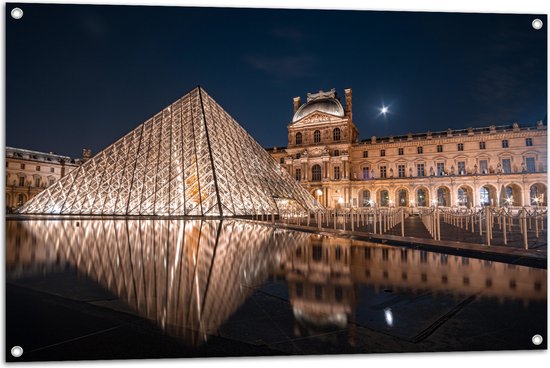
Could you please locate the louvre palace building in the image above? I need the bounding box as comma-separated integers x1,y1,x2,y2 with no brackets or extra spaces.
267,88,547,210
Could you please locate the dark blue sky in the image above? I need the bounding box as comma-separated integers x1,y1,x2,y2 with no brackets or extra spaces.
6,3,547,158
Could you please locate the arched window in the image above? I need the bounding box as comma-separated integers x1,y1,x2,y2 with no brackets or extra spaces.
437,188,449,206
457,188,468,206
311,165,322,181
17,193,25,206
313,130,321,143
333,128,341,141
380,190,389,207
295,132,302,145
479,187,490,206
417,189,427,207
398,189,408,207
361,190,371,207
530,186,539,205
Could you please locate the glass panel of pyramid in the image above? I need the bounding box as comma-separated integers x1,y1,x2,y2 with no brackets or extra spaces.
18,87,322,216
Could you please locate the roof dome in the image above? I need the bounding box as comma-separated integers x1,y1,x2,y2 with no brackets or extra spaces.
292,97,345,123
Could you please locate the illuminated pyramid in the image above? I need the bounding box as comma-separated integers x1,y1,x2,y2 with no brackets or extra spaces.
18,87,321,216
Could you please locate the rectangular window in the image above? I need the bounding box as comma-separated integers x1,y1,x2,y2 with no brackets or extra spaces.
417,163,425,177
295,168,301,181
50,167,55,173
526,138,533,146
398,148,404,155
380,149,386,157
417,146,423,154
35,177,41,187
19,176,25,186
280,157,284,164
479,141,486,149
334,166,341,180
362,167,370,179
457,161,466,175
437,144,443,153
526,157,536,172
398,165,405,178
437,162,445,176
502,159,511,174
380,166,387,178
20,163,25,170
36,166,41,171
502,140,509,148
363,150,368,158
49,179,55,186
457,143,464,151
479,159,488,174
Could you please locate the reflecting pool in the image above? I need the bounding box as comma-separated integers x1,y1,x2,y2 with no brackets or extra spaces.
5,219,547,360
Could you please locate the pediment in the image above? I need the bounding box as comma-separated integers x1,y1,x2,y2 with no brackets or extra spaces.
291,111,341,127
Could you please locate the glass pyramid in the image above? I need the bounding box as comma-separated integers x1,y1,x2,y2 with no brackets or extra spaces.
18,87,321,216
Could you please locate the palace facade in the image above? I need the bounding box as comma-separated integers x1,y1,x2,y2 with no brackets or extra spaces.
5,147,88,210
268,88,547,209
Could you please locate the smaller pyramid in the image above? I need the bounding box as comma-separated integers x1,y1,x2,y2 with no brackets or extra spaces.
18,87,322,216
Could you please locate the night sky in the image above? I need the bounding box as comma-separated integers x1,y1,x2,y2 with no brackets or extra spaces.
6,3,547,158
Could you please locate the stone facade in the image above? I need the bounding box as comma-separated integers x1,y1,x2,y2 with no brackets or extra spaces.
5,147,86,210
268,88,547,209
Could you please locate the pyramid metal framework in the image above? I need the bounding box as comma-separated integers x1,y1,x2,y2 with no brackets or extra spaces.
18,87,321,216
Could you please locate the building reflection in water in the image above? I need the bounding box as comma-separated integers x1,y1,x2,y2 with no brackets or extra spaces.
282,235,546,344
6,219,547,347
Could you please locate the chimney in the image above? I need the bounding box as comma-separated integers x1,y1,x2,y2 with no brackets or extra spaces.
344,88,352,120
82,148,92,162
293,97,301,114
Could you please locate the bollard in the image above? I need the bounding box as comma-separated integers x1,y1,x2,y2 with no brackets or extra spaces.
522,208,529,250
502,210,507,245
401,210,405,237
485,207,491,245
535,214,539,238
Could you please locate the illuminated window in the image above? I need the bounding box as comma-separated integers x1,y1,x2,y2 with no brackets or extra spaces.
502,159,511,173
526,157,536,172
333,128,341,141
457,161,466,175
333,166,340,180
313,130,321,143
398,165,405,178
311,165,322,181
417,163,425,177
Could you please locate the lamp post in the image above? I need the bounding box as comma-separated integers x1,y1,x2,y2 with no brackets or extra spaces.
316,188,323,206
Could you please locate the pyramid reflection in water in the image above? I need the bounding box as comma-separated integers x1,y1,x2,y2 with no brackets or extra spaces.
6,219,308,346
18,87,320,216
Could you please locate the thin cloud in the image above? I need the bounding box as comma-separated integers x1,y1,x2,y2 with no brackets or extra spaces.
270,26,305,42
244,54,318,78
